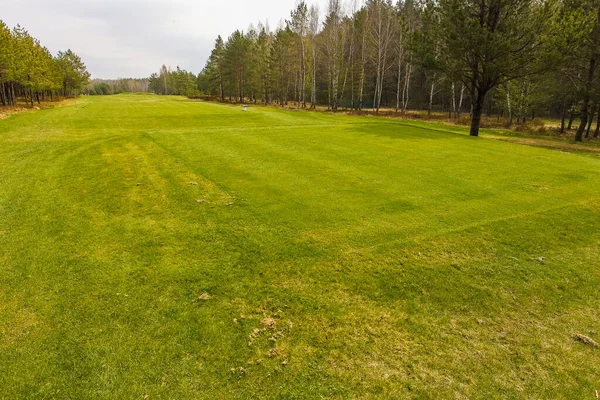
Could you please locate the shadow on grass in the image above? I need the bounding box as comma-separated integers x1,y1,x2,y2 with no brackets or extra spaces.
351,119,477,142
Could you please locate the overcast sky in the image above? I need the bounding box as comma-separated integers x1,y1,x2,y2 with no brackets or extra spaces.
4,0,329,79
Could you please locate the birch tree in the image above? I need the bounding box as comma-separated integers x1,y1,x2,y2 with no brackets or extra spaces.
323,0,343,110
289,1,310,108
308,5,320,108
368,0,395,113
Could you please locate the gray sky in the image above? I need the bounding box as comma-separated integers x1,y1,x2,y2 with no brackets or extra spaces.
4,0,329,79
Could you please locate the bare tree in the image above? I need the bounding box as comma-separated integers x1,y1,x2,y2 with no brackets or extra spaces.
369,0,395,113
324,0,344,110
340,3,357,110
395,6,406,113
289,1,310,108
308,5,320,109
356,6,369,110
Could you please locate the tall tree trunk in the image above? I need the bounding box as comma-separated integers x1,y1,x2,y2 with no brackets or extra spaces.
301,36,306,109
10,82,16,105
357,65,364,110
239,70,244,103
327,69,332,110
576,57,597,142
331,47,339,111
395,28,404,114
373,74,379,113
585,102,596,138
396,56,402,113
373,7,382,113
311,45,317,109
373,13,392,113
560,103,566,134
340,42,352,111
358,33,366,110
0,83,6,106
451,82,456,118
428,76,435,116
457,83,465,117
470,88,486,137
377,41,389,113
340,23,352,111
219,77,224,102
576,98,590,142
506,86,512,125
350,41,355,110
402,62,412,113
294,71,299,106
332,69,339,110
568,106,575,129
594,104,600,138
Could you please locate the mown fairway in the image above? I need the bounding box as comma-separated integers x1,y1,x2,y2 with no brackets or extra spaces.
1,94,599,398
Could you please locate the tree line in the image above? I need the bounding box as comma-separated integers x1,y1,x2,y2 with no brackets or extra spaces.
148,66,200,97
87,78,150,95
0,21,90,107
192,0,599,139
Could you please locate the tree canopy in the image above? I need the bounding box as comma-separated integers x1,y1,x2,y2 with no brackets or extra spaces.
0,21,90,106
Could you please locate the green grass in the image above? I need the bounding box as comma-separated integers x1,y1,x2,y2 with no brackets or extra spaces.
1,94,600,398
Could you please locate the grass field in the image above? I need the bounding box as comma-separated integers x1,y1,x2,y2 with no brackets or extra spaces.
1,94,600,398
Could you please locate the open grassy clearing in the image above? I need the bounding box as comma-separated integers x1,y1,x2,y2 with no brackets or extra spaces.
1,94,599,398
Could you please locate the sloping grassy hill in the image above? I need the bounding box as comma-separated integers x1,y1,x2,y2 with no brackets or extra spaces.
1,94,599,398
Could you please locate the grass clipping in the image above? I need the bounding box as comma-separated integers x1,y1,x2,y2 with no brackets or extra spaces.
574,333,599,348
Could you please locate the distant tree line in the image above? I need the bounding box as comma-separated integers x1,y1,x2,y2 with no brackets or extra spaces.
0,21,90,106
148,66,200,97
87,78,150,95
192,0,599,139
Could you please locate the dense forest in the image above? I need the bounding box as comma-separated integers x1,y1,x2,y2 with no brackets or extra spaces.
87,78,150,95
183,0,599,139
0,21,90,106
148,66,200,97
